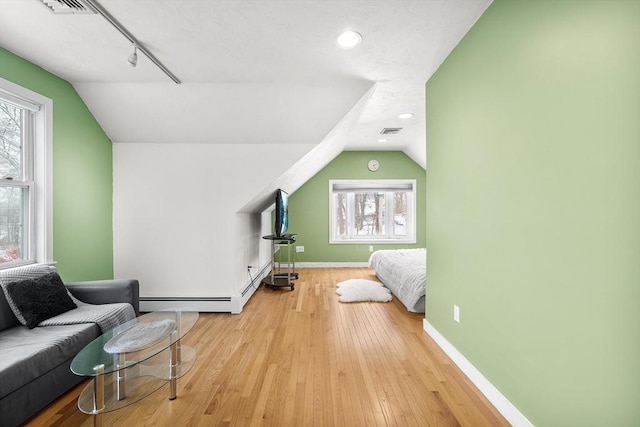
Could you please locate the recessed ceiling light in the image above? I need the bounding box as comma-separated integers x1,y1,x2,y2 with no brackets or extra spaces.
378,138,388,143
337,31,362,48
398,113,414,119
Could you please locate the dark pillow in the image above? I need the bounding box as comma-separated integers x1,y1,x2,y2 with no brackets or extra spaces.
2,272,77,329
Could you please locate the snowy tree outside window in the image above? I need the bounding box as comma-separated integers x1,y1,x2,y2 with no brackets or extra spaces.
0,79,53,270
0,100,29,265
330,180,416,244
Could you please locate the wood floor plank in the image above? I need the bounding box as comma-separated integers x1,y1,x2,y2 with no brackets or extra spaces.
23,267,509,427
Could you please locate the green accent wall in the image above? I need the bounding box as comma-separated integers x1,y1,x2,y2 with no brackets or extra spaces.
425,1,639,426
0,47,114,281
281,151,426,263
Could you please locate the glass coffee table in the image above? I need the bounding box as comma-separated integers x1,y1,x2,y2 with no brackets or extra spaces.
71,311,198,426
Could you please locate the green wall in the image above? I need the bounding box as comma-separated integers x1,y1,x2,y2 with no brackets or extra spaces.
425,1,639,426
282,151,426,263
0,47,114,281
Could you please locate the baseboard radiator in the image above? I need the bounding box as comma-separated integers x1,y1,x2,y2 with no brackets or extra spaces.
140,262,271,314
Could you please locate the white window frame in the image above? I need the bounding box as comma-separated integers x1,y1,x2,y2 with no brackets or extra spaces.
329,179,416,244
0,77,53,268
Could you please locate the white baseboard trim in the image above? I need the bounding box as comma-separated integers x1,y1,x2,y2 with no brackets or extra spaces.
283,262,369,268
422,319,534,427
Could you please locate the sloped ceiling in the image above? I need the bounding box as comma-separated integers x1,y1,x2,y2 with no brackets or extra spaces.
0,0,491,209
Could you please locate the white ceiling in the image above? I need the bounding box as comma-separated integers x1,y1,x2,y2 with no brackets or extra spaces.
0,0,491,200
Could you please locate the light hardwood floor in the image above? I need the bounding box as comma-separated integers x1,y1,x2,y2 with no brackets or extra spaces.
26,268,508,426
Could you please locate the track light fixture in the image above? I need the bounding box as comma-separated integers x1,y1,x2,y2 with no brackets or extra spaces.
39,0,180,83
127,44,138,67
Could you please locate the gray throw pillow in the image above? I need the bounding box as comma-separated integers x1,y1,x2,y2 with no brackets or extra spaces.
1,272,77,329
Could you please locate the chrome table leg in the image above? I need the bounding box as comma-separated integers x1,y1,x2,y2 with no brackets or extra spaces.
93,364,105,427
116,353,126,400
169,330,178,400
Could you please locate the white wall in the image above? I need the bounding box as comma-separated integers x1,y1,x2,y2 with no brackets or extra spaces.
113,142,313,310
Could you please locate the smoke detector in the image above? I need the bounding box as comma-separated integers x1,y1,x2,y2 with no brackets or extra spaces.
380,127,403,135
37,0,97,14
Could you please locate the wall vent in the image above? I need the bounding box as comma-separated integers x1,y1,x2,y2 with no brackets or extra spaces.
37,0,97,14
381,127,403,135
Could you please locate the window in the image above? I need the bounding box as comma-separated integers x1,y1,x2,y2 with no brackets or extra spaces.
329,179,416,244
0,79,52,269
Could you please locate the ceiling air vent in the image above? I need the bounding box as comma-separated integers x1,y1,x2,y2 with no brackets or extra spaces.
380,127,403,135
37,0,97,14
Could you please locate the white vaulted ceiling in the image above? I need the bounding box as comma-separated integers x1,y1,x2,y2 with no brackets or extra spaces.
0,0,491,201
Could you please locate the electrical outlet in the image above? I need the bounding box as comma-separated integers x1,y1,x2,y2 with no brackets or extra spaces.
369,245,374,252
454,305,460,323
296,246,305,253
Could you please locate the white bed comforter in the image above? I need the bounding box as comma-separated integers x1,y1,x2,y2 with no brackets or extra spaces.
368,248,426,312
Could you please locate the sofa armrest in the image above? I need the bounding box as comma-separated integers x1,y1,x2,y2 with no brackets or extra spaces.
65,279,140,316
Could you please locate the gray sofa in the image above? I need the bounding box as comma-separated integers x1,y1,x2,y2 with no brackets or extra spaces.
0,270,139,427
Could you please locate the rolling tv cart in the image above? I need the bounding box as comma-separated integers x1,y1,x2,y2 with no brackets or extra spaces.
262,234,298,290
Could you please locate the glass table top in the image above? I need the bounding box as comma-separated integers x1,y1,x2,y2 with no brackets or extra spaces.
71,310,198,377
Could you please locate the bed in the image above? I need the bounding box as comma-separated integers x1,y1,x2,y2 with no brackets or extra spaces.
368,248,426,313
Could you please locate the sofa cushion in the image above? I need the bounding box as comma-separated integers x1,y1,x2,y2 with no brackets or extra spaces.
1,272,77,329
0,322,100,400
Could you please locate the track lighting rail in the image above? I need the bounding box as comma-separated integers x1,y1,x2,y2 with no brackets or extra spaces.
84,0,181,84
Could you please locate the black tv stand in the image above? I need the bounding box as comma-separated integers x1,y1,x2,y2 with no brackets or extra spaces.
262,234,299,290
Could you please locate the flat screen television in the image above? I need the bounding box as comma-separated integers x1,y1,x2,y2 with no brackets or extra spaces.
274,189,289,237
